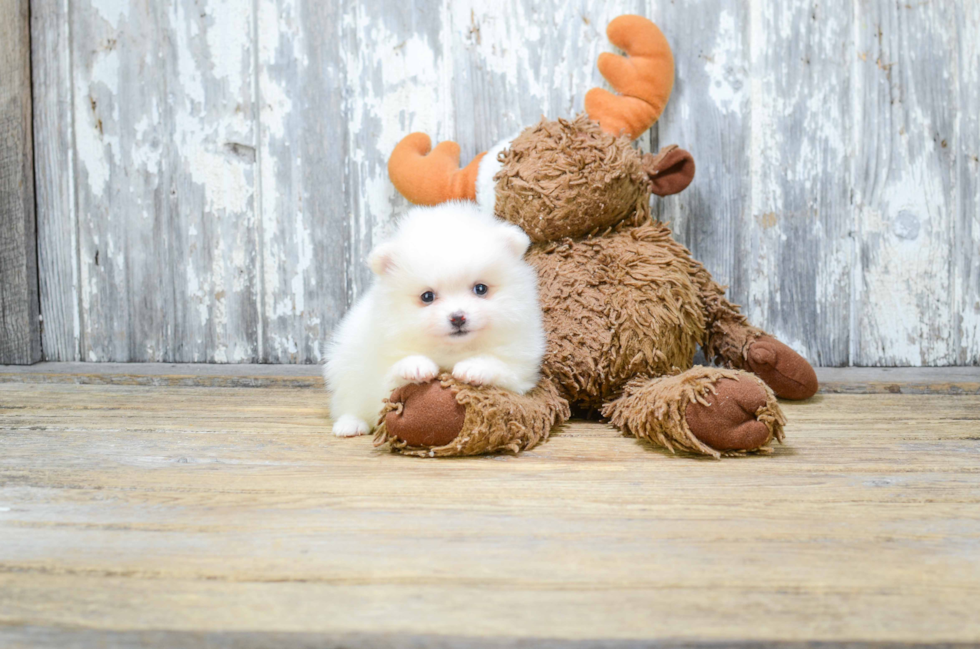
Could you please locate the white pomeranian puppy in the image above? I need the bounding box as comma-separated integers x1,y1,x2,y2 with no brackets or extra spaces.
325,201,545,437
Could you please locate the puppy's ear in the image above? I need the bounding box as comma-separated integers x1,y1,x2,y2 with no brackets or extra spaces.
499,224,531,259
368,242,397,276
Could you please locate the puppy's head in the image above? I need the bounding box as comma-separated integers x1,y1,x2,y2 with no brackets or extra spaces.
369,202,534,347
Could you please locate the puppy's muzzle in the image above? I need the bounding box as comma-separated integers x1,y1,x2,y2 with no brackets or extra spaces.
449,311,468,334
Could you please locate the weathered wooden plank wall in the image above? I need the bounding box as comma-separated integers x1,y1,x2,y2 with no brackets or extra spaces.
1,0,42,364
30,0,980,365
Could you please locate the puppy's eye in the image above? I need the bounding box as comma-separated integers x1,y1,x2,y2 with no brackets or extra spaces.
420,291,436,304
473,283,489,297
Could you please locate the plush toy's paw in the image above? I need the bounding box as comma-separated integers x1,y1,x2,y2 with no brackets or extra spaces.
604,367,785,458
685,378,773,451
390,355,440,385
451,358,499,387
745,336,819,400
377,377,569,457
332,415,371,438
384,380,468,448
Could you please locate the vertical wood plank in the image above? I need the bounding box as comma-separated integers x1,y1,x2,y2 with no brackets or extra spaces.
168,0,260,363
743,0,853,366
340,0,454,304
71,0,167,361
852,1,958,365
652,0,751,327
955,3,980,364
256,0,348,363
31,0,80,361
71,0,259,362
0,0,41,365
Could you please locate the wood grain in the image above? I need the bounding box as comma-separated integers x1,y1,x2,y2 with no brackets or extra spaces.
27,1,980,365
4,364,980,394
30,0,80,362
257,0,349,363
68,0,261,362
744,0,852,366
0,373,979,644
653,0,750,333
954,3,980,365
0,0,41,365
450,1,646,162
852,2,959,365
0,361,324,388
339,0,453,302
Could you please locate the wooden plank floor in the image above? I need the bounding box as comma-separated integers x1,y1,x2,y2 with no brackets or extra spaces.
1,365,979,647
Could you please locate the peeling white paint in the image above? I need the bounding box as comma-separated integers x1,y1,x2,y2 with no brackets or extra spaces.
90,0,129,29
706,11,746,115
75,47,122,198
35,0,980,365
453,7,547,109
851,0,962,365
343,1,455,309
205,0,251,89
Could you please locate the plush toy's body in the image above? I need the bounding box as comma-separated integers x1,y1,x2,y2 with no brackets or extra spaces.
372,16,817,458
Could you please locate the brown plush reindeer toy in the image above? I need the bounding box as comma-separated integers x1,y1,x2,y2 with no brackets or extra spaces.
375,15,818,458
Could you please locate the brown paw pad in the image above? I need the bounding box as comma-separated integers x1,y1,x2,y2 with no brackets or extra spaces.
685,378,771,452
385,381,466,447
745,335,819,400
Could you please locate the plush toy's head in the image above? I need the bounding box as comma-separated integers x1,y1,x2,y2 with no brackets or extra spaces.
387,15,695,243
493,116,695,242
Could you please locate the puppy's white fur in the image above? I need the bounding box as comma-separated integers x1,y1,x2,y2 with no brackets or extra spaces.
325,202,544,437
475,135,516,215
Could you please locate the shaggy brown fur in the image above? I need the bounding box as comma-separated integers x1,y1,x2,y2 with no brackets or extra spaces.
376,375,569,457
603,368,785,459
495,116,650,243
531,223,707,411
377,115,817,458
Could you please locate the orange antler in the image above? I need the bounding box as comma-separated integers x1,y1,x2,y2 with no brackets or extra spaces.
388,133,486,205
585,15,675,140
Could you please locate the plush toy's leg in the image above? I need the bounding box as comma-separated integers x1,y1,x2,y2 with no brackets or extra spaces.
374,376,570,457
602,367,786,458
695,270,818,400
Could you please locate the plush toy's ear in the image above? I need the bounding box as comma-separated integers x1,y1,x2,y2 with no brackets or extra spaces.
498,223,531,259
368,242,397,276
643,145,695,197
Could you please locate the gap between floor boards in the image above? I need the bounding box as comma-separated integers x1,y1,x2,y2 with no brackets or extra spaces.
0,363,978,394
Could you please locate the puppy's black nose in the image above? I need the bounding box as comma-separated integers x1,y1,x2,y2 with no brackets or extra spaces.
449,312,467,328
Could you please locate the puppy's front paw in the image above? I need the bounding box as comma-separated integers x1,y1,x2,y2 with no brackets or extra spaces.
332,414,371,437
391,355,440,385
452,358,500,387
